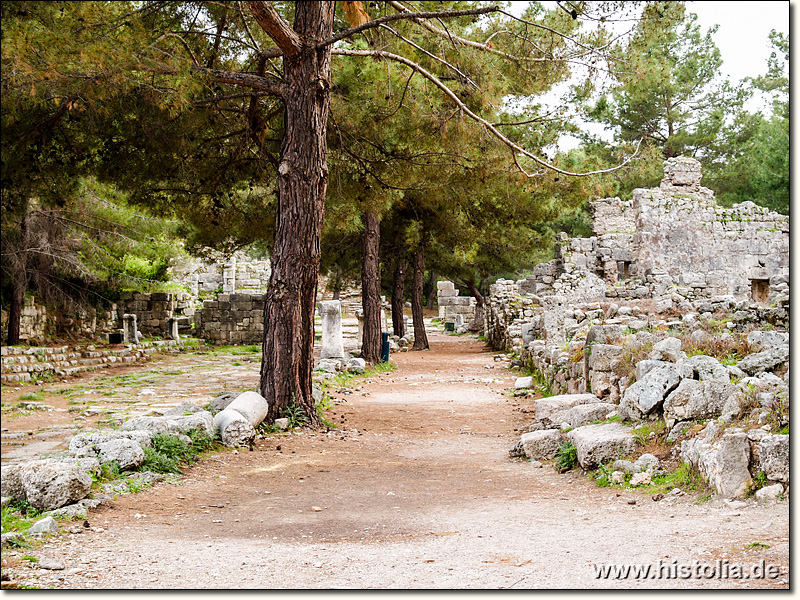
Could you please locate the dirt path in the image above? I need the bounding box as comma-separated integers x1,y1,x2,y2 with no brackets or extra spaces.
5,332,789,589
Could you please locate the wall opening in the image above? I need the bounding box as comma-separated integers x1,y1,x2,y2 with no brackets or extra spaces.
751,279,770,304
617,261,632,280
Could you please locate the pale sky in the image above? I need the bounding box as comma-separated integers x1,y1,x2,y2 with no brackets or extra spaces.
688,1,789,85
518,0,791,151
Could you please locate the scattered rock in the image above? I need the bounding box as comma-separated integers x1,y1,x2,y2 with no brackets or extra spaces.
514,376,534,390
629,472,652,486
663,379,738,427
534,394,601,425
4,460,93,511
758,434,789,483
120,416,170,435
37,558,65,571
634,453,660,472
611,460,640,474
754,484,784,504
565,403,616,429
28,516,59,535
96,438,145,470
736,346,789,376
678,354,730,383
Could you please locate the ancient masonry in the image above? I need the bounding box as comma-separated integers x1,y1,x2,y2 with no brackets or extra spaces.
437,281,477,327
486,158,789,499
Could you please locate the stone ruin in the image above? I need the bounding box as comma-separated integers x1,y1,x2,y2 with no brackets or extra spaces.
488,158,789,500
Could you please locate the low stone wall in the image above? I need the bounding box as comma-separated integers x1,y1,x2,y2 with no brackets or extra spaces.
0,340,185,383
195,293,264,344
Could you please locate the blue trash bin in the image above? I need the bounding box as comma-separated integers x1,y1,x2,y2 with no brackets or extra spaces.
381,332,390,363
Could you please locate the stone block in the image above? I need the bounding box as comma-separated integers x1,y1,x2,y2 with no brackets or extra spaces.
520,429,563,460
534,393,601,427
565,403,616,429
567,423,638,470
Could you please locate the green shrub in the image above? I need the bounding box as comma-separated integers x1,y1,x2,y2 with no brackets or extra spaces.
140,432,211,474
554,440,578,472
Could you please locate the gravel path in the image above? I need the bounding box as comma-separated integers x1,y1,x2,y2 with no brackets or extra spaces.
3,331,789,589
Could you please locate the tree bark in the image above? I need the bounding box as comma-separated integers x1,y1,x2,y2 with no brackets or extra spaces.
259,2,335,427
426,270,437,310
360,209,382,364
411,248,429,350
391,255,406,338
7,210,30,346
463,278,485,332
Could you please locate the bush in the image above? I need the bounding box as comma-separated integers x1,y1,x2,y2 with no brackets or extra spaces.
140,431,215,474
554,440,578,472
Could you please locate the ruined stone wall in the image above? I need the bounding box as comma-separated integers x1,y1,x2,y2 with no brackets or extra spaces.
194,293,264,344
437,281,477,325
167,251,271,297
632,191,789,299
0,297,118,343
116,292,195,337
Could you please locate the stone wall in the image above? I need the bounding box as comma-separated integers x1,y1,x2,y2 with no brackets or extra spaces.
116,292,195,337
521,158,789,305
194,293,264,344
167,251,271,297
0,296,118,343
437,281,477,326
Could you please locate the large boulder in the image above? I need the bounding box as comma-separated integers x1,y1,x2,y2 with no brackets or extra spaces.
678,354,730,383
736,346,789,375
635,359,673,381
567,423,638,470
534,394,601,426
96,438,145,470
680,425,752,499
618,366,681,420
168,411,215,437
519,429,563,460
120,416,170,435
758,434,789,483
2,460,93,511
69,430,153,455
746,330,789,349
587,344,623,372
663,379,738,427
649,337,684,362
565,403,616,429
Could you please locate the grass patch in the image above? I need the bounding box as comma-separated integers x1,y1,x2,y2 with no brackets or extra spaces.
650,463,710,495
1,501,43,536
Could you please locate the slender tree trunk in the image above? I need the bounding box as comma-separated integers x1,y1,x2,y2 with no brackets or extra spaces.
426,270,437,310
464,278,485,332
391,255,406,338
7,210,30,345
360,209,382,364
259,2,334,427
411,248,429,350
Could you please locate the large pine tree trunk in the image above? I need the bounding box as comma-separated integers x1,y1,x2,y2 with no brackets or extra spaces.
259,3,334,427
360,209,382,364
411,248,429,350
391,255,406,338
